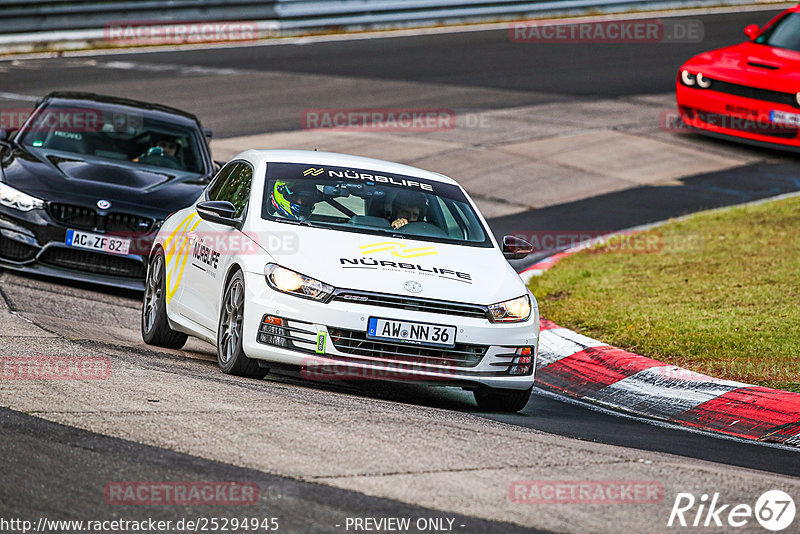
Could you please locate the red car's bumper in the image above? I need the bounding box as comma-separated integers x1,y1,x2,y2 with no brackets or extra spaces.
675,82,800,149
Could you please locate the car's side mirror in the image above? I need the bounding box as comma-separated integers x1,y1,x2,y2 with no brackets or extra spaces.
197,200,239,227
0,128,16,153
0,128,15,143
204,128,214,139
744,24,760,39
502,235,534,260
213,160,226,173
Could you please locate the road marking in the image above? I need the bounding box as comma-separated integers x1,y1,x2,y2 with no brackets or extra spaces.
96,60,244,76
0,91,39,102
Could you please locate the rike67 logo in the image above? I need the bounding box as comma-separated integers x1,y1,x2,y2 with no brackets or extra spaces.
668,490,796,531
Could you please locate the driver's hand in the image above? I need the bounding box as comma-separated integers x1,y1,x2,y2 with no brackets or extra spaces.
391,218,408,229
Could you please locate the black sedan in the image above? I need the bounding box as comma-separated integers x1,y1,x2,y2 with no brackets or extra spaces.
0,92,216,290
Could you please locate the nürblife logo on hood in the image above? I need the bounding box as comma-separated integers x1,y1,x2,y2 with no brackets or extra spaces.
341,241,471,282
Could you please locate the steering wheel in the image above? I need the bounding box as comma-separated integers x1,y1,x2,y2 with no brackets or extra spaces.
136,153,181,169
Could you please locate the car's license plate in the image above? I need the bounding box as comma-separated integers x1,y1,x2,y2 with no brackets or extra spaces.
367,317,456,348
769,110,800,126
65,229,131,256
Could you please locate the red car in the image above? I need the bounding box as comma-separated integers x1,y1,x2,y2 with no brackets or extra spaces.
676,6,800,150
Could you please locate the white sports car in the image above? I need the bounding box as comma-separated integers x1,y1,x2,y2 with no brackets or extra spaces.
141,150,539,411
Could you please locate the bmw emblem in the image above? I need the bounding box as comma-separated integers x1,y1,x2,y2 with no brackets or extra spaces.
97,200,111,210
403,281,423,294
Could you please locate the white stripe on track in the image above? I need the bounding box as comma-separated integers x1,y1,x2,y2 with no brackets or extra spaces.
587,365,749,420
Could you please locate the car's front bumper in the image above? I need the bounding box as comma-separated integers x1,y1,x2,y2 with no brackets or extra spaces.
675,82,800,149
240,271,539,390
0,205,151,290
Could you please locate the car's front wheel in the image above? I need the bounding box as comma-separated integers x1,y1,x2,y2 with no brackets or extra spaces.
217,270,268,379
141,249,188,349
473,386,532,412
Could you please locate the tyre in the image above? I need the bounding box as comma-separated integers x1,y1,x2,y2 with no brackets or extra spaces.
473,386,532,412
217,270,268,379
141,248,188,349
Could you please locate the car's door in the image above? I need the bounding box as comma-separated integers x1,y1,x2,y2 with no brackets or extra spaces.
179,160,253,332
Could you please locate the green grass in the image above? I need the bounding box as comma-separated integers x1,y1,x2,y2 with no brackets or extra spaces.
529,195,800,393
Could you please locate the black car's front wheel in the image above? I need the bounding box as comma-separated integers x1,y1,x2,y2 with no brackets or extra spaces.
473,386,532,412
141,249,188,349
217,270,268,379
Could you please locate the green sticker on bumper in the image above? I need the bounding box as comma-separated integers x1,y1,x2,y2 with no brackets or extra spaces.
316,332,326,354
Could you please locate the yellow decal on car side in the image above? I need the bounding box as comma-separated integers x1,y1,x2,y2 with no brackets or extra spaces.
163,213,201,304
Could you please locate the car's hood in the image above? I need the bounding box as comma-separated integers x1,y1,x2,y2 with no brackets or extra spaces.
263,224,526,306
1,145,207,215
683,42,800,89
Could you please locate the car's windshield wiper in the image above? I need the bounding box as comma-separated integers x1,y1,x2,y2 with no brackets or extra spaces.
275,218,323,228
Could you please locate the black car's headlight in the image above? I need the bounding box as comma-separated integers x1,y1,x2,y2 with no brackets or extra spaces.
488,294,531,323
265,264,335,301
0,182,44,211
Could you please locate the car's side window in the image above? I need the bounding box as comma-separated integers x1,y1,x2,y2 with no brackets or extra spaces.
210,162,253,219
206,163,236,201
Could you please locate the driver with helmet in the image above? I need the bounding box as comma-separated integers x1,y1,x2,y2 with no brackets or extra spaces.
271,180,320,220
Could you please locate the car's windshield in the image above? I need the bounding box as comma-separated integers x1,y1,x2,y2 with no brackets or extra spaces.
262,162,492,247
17,101,206,174
754,12,800,52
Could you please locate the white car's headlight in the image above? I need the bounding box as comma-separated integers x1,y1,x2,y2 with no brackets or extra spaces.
488,294,531,323
0,182,44,211
265,264,335,301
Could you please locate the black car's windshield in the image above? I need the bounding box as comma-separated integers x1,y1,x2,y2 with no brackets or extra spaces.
262,162,492,247
754,12,800,52
17,101,206,174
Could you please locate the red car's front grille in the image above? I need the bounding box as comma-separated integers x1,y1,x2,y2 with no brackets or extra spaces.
706,79,798,108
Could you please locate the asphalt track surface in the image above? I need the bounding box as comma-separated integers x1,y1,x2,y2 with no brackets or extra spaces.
1,7,799,530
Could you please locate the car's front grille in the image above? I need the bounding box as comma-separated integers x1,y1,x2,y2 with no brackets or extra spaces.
47,203,155,234
332,290,489,320
706,79,798,108
39,247,145,278
693,109,798,139
329,328,487,368
0,234,38,262
106,212,155,234
47,203,96,230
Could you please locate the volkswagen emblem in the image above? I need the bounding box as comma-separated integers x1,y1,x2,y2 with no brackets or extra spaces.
97,200,111,210
403,281,423,294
